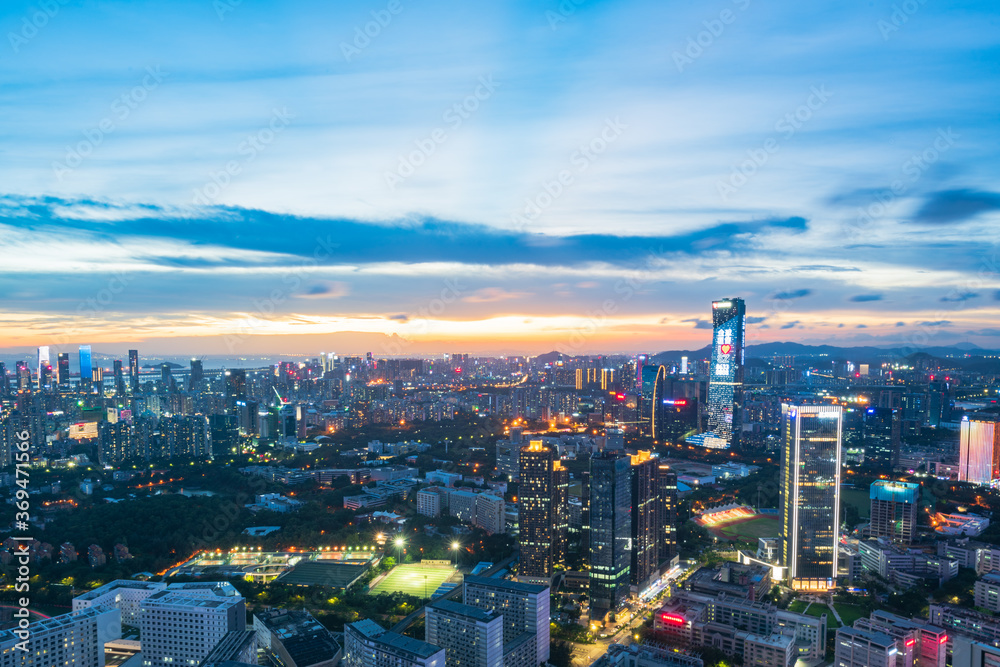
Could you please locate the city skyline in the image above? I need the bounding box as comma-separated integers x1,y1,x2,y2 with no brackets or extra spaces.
1,1,999,354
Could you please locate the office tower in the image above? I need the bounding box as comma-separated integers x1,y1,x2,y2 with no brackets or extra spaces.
958,416,1000,486
680,356,689,374
58,353,70,388
869,481,919,544
79,344,93,388
344,620,445,667
780,403,842,590
93,366,105,392
160,363,173,391
704,297,746,449
639,364,667,439
863,407,901,469
834,627,898,667
36,345,50,385
209,414,239,457
38,363,51,390
629,451,659,588
0,362,9,396
254,609,339,667
518,441,567,581
189,358,204,390
463,575,550,666
589,451,631,619
475,493,505,535
0,607,121,667
113,359,126,395
128,349,139,392
226,369,247,410
425,600,503,667
657,462,678,564
15,361,30,392
139,582,246,667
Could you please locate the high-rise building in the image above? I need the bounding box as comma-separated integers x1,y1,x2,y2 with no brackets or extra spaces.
704,298,746,449
462,575,550,667
869,481,919,544
780,403,842,590
958,416,1000,486
863,407,901,469
629,451,659,589
189,358,204,391
160,363,174,391
99,421,134,465
15,361,30,392
0,362,10,396
58,353,70,388
657,462,678,565
128,349,139,393
589,451,631,618
113,359,126,395
425,600,503,667
639,364,667,438
79,345,93,389
518,441,567,581
344,620,445,667
36,346,50,386
226,369,247,410
139,582,246,667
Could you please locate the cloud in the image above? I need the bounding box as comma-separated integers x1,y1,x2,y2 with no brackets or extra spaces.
849,294,883,302
910,189,1000,224
296,281,349,299
993,290,1000,301
856,324,867,328
462,287,530,303
780,321,800,329
746,316,767,324
940,292,979,302
895,321,906,327
770,289,812,301
682,318,713,329
388,314,410,322
919,320,952,327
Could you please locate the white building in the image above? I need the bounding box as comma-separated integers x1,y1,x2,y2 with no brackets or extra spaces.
72,579,168,626
476,494,505,535
426,470,463,487
974,573,1000,613
417,487,449,517
742,633,794,667
0,607,121,667
344,619,445,667
425,600,504,667
449,490,479,523
834,627,897,667
139,582,246,667
462,576,549,666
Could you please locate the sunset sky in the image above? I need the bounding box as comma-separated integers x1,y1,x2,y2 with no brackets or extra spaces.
1,0,998,356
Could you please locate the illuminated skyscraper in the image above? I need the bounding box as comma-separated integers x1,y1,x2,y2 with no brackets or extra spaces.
703,298,746,449
79,345,93,389
780,404,842,590
37,346,50,387
58,353,70,388
639,365,668,439
958,416,1000,486
656,461,678,564
589,451,631,619
0,362,9,396
128,349,139,393
629,451,659,588
869,481,919,544
518,441,567,582
863,407,901,469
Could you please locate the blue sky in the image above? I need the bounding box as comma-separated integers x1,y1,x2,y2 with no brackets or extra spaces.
1,0,998,355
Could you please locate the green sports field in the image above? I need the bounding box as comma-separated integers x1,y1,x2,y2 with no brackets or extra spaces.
712,515,781,541
368,563,457,598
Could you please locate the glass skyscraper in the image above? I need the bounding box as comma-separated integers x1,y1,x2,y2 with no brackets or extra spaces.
958,416,1000,486
704,298,746,449
79,345,93,387
780,403,842,590
128,349,139,392
518,441,567,582
589,451,631,620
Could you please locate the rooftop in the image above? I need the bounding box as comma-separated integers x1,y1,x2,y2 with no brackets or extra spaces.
464,574,547,594
429,599,500,622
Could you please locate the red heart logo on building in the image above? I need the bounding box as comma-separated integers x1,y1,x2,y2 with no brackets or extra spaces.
720,344,731,355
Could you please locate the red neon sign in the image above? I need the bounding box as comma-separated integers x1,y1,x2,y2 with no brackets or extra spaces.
616,393,625,401
660,613,685,626
675,399,687,407
939,636,948,644
905,639,916,647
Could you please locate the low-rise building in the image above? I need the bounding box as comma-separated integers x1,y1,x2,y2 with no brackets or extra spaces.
254,608,341,667
835,627,898,667
974,573,1000,613
344,619,445,667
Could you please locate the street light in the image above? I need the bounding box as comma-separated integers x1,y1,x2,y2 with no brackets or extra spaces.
451,541,460,566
